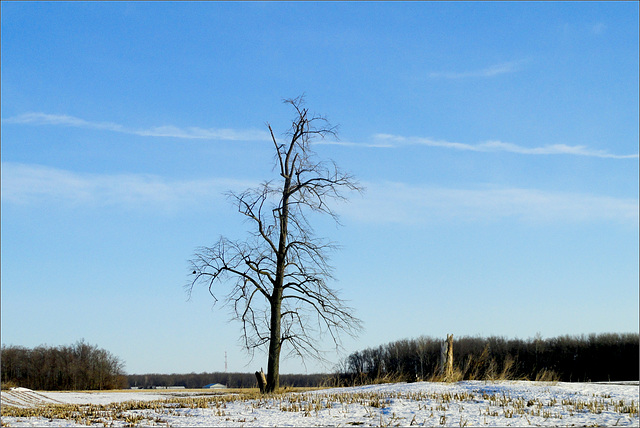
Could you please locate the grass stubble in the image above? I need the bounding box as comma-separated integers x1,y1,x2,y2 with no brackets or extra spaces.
1,385,638,427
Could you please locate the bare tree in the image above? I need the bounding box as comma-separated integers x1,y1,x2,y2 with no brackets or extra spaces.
187,96,363,393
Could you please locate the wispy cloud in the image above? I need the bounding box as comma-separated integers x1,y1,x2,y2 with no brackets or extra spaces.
313,140,397,149
429,59,528,79
3,163,637,226
340,181,639,226
2,113,270,141
6,112,636,159
361,134,637,159
1,162,255,211
591,22,607,35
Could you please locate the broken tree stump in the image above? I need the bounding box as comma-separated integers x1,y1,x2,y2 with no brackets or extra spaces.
255,368,267,393
440,334,454,381
445,334,454,380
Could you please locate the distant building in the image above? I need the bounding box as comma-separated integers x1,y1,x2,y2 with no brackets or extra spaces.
203,383,227,389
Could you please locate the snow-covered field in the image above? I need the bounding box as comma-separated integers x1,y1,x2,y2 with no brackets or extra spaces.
2,380,638,427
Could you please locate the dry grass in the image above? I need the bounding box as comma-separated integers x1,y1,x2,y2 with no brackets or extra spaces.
0,382,19,391
2,385,637,426
340,344,563,387
533,369,561,383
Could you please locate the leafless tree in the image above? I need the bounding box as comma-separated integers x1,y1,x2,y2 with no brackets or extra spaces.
187,96,363,393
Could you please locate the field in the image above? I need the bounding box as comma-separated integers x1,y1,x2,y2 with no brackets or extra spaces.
1,380,638,427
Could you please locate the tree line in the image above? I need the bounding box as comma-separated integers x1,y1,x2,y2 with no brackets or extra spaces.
128,332,639,389
4,333,635,391
1,341,126,390
336,333,639,384
126,372,330,389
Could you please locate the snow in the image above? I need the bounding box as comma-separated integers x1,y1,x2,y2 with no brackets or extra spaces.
2,380,638,427
1,387,171,408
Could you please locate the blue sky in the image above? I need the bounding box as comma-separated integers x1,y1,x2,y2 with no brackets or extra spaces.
1,2,638,375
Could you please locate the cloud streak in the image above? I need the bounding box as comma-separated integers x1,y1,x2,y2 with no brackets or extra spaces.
2,113,270,141
3,163,637,226
6,113,637,159
341,181,639,226
1,162,256,211
318,134,638,159
428,60,528,79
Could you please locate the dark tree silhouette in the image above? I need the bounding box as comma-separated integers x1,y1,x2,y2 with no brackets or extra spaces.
187,96,363,393
1,341,126,390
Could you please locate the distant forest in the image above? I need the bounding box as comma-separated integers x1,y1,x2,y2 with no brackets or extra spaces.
130,333,638,389
126,372,329,389
3,333,637,391
1,341,126,391
337,333,639,384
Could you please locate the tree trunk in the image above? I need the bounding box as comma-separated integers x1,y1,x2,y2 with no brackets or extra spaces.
265,172,291,394
265,294,282,393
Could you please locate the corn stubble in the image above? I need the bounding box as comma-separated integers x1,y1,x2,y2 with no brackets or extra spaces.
2,386,637,427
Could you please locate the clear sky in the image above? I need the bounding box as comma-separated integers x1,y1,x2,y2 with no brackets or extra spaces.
1,2,638,376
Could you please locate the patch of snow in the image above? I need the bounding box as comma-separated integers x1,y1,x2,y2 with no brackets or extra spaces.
2,381,638,427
